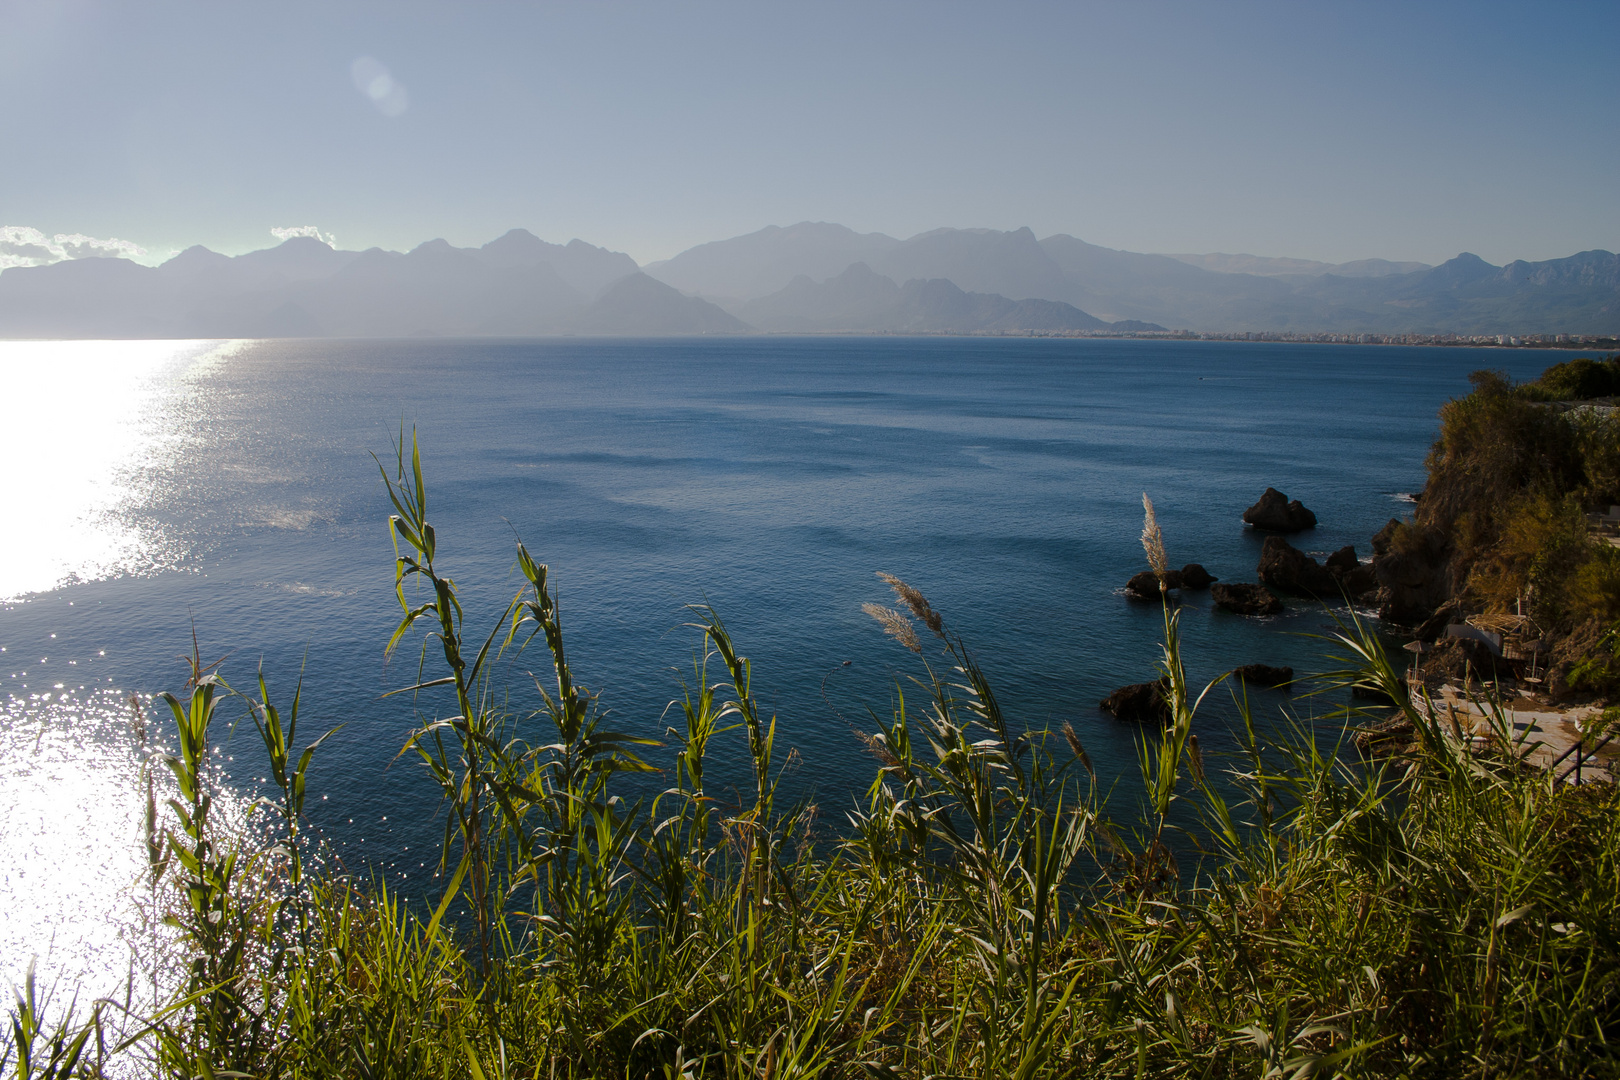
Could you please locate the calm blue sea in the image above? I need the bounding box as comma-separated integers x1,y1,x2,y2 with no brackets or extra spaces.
0,337,1553,928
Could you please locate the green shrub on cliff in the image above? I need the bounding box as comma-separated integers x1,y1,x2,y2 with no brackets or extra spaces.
1415,369,1620,654
1519,355,1620,402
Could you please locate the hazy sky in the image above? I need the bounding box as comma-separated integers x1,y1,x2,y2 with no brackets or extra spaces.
2,0,1616,267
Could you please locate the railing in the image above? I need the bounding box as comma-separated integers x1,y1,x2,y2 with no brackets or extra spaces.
1549,732,1616,784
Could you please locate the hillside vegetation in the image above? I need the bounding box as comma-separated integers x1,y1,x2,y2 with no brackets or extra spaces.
1399,356,1620,693
8,442,1618,1079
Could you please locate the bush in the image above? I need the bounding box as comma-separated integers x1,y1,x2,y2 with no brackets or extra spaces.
1521,355,1620,402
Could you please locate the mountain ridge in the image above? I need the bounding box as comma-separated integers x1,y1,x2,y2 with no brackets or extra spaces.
1,223,1615,338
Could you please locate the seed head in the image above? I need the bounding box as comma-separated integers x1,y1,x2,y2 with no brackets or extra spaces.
862,602,921,653
1140,494,1168,584
855,728,902,768
876,572,945,637
1063,722,1093,777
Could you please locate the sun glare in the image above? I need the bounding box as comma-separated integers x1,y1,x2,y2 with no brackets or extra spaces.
0,339,248,601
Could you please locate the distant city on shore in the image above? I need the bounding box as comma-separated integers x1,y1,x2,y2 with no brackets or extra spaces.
2,220,1615,341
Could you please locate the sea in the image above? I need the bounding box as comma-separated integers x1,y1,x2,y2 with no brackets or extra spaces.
0,335,1554,1019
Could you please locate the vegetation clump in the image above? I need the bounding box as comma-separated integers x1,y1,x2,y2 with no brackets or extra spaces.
1517,354,1620,402
7,440,1620,1079
1392,360,1620,694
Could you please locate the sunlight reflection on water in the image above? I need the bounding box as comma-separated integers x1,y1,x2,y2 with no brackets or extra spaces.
0,339,248,601
0,339,258,1069
0,684,259,1072
0,688,170,1063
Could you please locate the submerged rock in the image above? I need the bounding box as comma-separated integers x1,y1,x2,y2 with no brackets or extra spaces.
1230,663,1294,691
1242,487,1318,532
1210,582,1283,616
1179,563,1216,589
1099,679,1171,723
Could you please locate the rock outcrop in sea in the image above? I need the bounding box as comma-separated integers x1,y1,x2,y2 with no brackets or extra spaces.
1179,563,1216,588
1242,487,1318,532
1230,663,1294,691
1099,679,1171,723
1257,537,1380,599
1124,563,1216,599
1210,582,1283,616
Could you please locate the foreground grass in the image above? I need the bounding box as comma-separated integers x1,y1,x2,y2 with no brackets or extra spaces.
9,448,1619,1079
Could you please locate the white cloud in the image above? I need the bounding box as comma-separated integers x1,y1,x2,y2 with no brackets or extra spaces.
0,226,148,270
351,56,408,117
269,225,337,248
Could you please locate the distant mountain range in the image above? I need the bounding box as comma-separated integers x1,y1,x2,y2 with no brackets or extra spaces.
1162,252,1432,278
650,224,1620,335
1,221,1615,338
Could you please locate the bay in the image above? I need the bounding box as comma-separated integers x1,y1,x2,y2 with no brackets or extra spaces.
0,336,1551,1007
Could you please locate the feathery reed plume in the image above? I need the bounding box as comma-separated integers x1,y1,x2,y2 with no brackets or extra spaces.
1140,493,1168,586
1063,722,1094,777
854,727,902,768
1188,733,1205,783
876,571,945,637
862,602,921,653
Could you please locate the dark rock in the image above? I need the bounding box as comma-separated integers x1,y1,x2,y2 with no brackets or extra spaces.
1413,599,1467,643
1325,545,1359,573
1321,545,1381,600
1257,536,1339,597
1370,518,1401,556
1338,563,1380,599
1231,664,1294,691
1179,563,1216,589
1125,569,1182,599
1242,487,1318,532
1099,679,1171,723
1372,523,1451,623
1210,582,1283,617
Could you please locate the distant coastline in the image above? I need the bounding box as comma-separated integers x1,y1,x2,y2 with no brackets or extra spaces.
835,329,1620,349
728,329,1620,348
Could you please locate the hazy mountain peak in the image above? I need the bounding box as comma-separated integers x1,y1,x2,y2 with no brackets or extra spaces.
874,226,1070,303
479,228,547,259
1425,251,1500,287
160,245,231,273
644,222,900,301
409,238,458,256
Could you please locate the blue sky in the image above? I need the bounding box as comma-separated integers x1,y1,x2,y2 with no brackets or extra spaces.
1,0,1615,266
